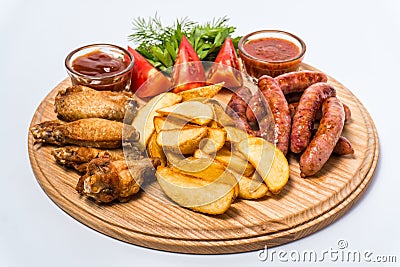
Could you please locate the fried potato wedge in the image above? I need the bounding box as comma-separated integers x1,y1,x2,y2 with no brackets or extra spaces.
156,127,208,154
146,132,167,166
200,128,226,154
153,116,186,133
196,99,236,127
237,137,289,194
156,101,214,125
177,82,224,101
214,147,255,177
171,157,226,180
167,154,212,171
156,167,236,215
224,126,248,143
171,157,238,197
193,148,208,159
132,92,182,147
208,120,220,128
237,174,269,200
209,102,236,127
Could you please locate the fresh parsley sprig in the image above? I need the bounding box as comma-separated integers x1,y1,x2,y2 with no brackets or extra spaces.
129,15,240,71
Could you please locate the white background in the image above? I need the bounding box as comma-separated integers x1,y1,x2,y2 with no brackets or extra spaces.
1,0,399,266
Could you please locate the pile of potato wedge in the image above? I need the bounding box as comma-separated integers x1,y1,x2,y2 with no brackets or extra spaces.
132,83,289,215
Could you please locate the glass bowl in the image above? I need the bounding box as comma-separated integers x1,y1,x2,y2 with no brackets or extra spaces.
238,30,306,78
65,43,134,91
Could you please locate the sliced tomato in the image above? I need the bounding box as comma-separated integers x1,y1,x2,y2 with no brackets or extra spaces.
207,37,243,89
171,35,206,93
127,46,172,98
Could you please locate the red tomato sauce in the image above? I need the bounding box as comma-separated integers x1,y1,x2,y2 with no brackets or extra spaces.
244,37,300,62
72,50,128,77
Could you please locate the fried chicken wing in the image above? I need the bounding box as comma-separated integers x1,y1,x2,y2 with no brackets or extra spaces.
76,156,160,203
52,146,126,172
30,118,139,149
54,85,138,122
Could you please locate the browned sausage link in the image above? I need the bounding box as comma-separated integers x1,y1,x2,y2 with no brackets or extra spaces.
226,86,252,117
310,129,354,156
226,87,258,136
245,94,257,124
333,136,354,155
257,114,276,144
289,101,351,122
343,104,351,123
300,97,345,177
258,75,291,155
297,125,354,157
246,92,267,124
275,71,328,95
290,83,336,153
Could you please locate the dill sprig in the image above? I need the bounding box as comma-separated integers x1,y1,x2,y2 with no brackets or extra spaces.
129,15,240,71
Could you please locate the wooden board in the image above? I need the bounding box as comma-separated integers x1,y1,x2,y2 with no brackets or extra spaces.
28,63,379,254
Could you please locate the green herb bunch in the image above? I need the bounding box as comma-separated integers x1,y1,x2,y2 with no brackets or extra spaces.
129,15,240,71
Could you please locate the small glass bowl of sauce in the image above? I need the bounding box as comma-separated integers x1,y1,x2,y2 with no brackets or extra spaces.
238,30,306,78
65,44,134,91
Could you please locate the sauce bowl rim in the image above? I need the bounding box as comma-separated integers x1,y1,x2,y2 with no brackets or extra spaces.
238,29,306,64
65,43,135,80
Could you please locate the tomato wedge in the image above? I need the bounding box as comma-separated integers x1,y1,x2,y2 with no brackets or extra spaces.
207,37,243,89
127,46,172,98
171,35,206,93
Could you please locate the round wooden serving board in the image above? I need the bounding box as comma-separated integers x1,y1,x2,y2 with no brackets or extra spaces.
28,63,379,254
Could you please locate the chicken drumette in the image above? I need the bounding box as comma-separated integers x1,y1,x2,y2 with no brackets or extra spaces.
51,146,126,172
76,155,160,203
54,85,138,123
30,118,139,149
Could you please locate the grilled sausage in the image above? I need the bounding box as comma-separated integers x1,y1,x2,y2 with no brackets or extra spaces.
343,103,351,123
333,136,354,155
289,102,353,156
300,97,345,177
314,129,354,156
290,82,336,153
258,75,291,155
289,101,351,122
226,87,258,136
246,92,267,124
275,71,328,95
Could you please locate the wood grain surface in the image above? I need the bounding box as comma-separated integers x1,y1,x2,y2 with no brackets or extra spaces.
28,63,379,254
